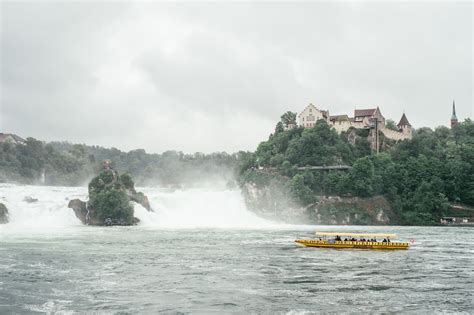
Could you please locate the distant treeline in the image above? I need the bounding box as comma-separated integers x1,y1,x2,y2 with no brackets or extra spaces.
239,116,474,225
0,139,249,187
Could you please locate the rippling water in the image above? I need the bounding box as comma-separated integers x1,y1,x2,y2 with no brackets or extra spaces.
0,185,473,313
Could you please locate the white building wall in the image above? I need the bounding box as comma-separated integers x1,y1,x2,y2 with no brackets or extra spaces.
331,121,353,133
298,104,329,128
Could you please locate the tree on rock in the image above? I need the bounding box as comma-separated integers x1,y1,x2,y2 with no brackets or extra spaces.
68,162,152,226
94,188,134,225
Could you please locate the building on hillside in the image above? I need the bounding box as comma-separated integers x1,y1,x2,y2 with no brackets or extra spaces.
0,133,26,145
397,113,412,137
379,112,413,141
297,103,413,141
353,107,385,129
297,103,329,128
451,100,458,128
329,114,353,133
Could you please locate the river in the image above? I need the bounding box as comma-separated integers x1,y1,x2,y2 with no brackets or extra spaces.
0,184,472,313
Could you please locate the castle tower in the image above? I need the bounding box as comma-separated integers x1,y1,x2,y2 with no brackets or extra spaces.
397,112,412,138
451,100,458,128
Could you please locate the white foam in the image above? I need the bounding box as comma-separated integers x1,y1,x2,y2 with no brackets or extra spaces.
134,187,274,228
0,184,284,231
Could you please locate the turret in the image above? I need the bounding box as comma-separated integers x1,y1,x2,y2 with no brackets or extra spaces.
397,112,412,138
451,100,458,128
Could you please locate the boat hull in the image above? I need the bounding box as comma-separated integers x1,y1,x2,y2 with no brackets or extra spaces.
295,239,409,250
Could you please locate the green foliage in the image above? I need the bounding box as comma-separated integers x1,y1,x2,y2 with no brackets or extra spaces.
385,119,397,131
0,138,94,185
274,121,284,134
0,139,244,186
119,173,135,190
349,157,374,197
290,173,317,204
256,120,351,168
280,111,297,128
94,188,134,224
87,170,139,225
241,118,474,225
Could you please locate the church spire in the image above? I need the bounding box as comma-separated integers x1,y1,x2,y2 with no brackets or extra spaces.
451,100,458,128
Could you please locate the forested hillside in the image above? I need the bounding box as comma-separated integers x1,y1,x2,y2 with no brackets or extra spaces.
0,139,243,187
239,115,474,225
1,116,472,225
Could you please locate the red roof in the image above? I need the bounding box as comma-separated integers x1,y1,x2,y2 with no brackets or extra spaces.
354,108,377,117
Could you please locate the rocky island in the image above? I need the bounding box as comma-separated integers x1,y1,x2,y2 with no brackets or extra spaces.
68,162,152,226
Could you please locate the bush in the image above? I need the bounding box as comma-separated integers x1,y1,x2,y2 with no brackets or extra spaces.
94,188,134,224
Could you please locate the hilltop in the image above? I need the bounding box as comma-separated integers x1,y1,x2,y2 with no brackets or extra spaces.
238,112,474,225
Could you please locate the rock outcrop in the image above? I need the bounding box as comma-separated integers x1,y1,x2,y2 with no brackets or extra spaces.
241,181,394,225
68,198,142,226
68,199,93,225
23,196,38,203
68,165,152,226
0,203,9,224
127,189,152,211
306,195,393,225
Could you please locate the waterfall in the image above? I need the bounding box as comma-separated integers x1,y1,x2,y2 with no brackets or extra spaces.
0,184,274,231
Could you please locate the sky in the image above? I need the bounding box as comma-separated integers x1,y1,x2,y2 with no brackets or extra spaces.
1,1,472,154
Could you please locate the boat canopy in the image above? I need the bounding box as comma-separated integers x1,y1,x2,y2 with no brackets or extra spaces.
315,232,396,237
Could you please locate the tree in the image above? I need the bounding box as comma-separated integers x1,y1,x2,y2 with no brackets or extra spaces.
274,121,284,134
290,174,316,204
280,111,297,128
94,188,134,224
286,120,343,166
385,119,397,131
349,157,375,197
403,181,449,225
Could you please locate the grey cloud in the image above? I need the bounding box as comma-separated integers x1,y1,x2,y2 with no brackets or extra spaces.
1,1,472,153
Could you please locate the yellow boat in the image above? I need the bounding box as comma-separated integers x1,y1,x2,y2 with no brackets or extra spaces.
295,232,410,250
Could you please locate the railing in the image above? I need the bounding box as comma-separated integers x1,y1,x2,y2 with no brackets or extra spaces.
262,165,352,172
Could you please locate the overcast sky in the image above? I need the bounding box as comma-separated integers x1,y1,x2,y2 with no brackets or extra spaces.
1,1,472,153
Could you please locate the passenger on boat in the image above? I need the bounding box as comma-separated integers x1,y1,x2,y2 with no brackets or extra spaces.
382,238,387,242
335,235,341,241
387,238,391,242
344,238,348,241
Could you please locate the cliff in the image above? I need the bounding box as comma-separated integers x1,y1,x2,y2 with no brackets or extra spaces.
242,181,395,225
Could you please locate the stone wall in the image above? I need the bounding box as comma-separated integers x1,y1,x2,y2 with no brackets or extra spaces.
381,128,411,141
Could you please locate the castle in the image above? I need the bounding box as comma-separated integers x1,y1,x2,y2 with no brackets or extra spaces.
297,103,412,141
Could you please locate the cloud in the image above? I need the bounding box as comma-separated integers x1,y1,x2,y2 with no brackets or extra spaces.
1,1,472,153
